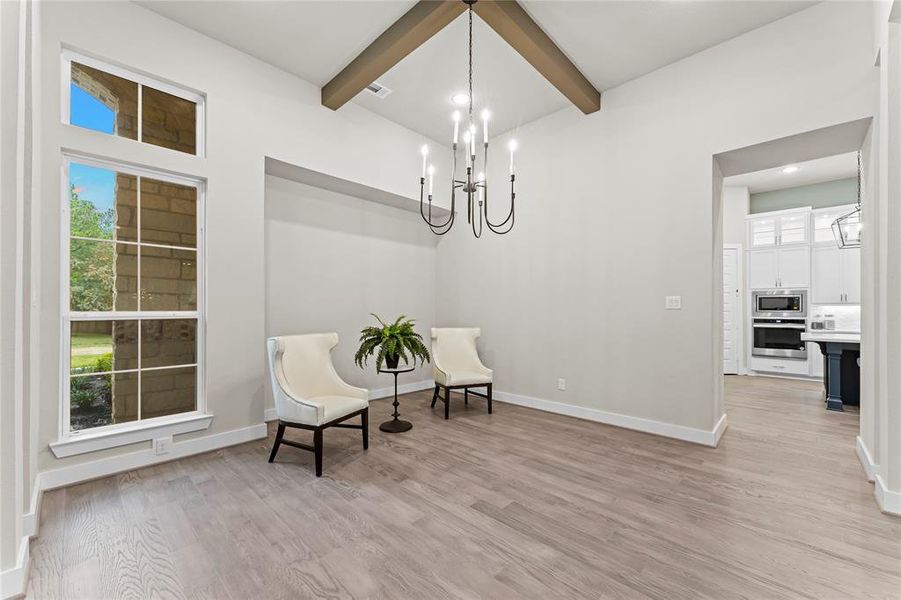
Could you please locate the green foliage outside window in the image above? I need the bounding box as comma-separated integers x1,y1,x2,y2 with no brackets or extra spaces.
70,185,115,311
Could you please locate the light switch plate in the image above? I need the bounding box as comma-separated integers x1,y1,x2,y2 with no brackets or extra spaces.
557,378,566,391
665,295,682,310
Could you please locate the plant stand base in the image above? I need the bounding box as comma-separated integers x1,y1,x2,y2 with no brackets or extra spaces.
379,419,413,433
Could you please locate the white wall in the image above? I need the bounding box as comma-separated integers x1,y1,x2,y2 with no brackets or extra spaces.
264,175,436,392
434,1,876,435
859,2,901,514
33,0,446,473
722,185,749,373
722,186,749,245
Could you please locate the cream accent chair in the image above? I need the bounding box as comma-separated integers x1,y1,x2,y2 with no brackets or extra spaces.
266,333,369,476
430,327,493,419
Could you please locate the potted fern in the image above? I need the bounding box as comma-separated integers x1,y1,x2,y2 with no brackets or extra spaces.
355,314,430,371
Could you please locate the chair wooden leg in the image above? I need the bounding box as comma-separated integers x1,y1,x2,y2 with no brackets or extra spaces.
268,422,285,463
464,388,469,405
361,408,369,450
487,383,493,415
431,385,439,408
313,428,323,477
444,388,450,420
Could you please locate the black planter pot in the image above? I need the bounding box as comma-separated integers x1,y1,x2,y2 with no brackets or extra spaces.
385,354,400,369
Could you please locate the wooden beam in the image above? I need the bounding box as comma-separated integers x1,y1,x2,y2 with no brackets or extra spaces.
321,1,467,110
472,0,601,114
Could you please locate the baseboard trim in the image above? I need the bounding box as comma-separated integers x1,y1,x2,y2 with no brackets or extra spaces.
0,536,29,600
264,379,434,422
856,435,877,482
492,389,727,447
39,422,267,492
874,474,901,516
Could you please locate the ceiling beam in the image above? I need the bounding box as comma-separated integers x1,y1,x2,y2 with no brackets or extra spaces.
321,1,467,111
472,0,601,114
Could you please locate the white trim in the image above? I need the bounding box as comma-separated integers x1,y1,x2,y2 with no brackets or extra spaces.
0,537,29,600
856,435,877,482
492,389,728,447
62,148,205,186
723,242,744,375
49,413,214,458
22,482,40,539
711,413,729,446
41,423,267,491
263,379,435,422
874,475,901,516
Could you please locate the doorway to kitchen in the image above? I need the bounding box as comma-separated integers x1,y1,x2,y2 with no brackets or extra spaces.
712,118,871,467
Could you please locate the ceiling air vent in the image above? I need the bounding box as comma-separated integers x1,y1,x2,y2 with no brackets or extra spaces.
365,81,392,99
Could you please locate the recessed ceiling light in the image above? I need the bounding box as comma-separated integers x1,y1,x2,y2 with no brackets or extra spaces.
782,165,799,174
452,92,469,106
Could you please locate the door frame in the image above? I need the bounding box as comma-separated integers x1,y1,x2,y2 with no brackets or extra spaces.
723,243,745,375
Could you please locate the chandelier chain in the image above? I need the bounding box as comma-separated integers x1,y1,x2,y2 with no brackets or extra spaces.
417,0,516,237
468,6,473,123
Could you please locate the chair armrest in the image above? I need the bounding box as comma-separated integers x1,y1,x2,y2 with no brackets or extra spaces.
325,363,369,401
476,363,493,378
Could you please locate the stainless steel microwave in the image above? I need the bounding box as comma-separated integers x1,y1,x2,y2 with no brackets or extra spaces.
752,289,807,319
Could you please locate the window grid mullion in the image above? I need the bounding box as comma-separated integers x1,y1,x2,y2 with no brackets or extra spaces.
136,174,142,421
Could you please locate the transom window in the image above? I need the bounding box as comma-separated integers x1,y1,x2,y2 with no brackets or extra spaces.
64,156,204,434
63,51,204,155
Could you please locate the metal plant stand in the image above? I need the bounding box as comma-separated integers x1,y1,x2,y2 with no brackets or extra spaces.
377,365,415,433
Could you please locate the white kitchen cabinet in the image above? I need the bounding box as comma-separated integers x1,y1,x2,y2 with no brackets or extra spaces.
778,246,810,288
749,249,777,289
748,247,809,289
812,204,856,246
812,246,843,303
778,213,809,245
811,245,859,303
749,355,810,376
747,209,810,249
748,216,778,248
842,247,861,303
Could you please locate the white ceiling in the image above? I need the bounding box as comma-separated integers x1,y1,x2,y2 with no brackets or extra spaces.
724,152,858,194
139,0,817,143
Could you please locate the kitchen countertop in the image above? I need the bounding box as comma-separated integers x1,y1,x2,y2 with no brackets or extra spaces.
801,331,861,344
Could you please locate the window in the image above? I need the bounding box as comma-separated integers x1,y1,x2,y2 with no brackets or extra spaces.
64,156,203,435
64,51,203,155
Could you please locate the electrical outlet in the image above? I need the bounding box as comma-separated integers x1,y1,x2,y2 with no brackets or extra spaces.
665,295,682,310
557,378,566,391
153,436,172,456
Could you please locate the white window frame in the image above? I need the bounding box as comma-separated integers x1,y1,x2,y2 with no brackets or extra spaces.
53,152,208,457
61,48,206,157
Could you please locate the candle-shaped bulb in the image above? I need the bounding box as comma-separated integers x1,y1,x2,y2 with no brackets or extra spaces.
463,131,472,167
420,144,429,178
481,110,490,144
508,139,517,175
478,172,484,203
428,164,435,196
452,111,460,144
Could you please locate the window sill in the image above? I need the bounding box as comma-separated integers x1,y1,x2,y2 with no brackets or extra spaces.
50,413,214,458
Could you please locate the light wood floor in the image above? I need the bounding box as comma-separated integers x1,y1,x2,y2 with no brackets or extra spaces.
27,377,901,599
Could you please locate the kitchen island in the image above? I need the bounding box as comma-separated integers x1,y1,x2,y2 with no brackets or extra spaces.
801,331,860,411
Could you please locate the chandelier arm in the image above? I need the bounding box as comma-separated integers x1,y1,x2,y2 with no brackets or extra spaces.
485,175,515,234
420,182,455,229
471,192,483,238
484,174,515,229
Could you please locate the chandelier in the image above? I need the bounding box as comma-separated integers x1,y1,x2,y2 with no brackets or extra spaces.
418,0,517,237
831,151,862,249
